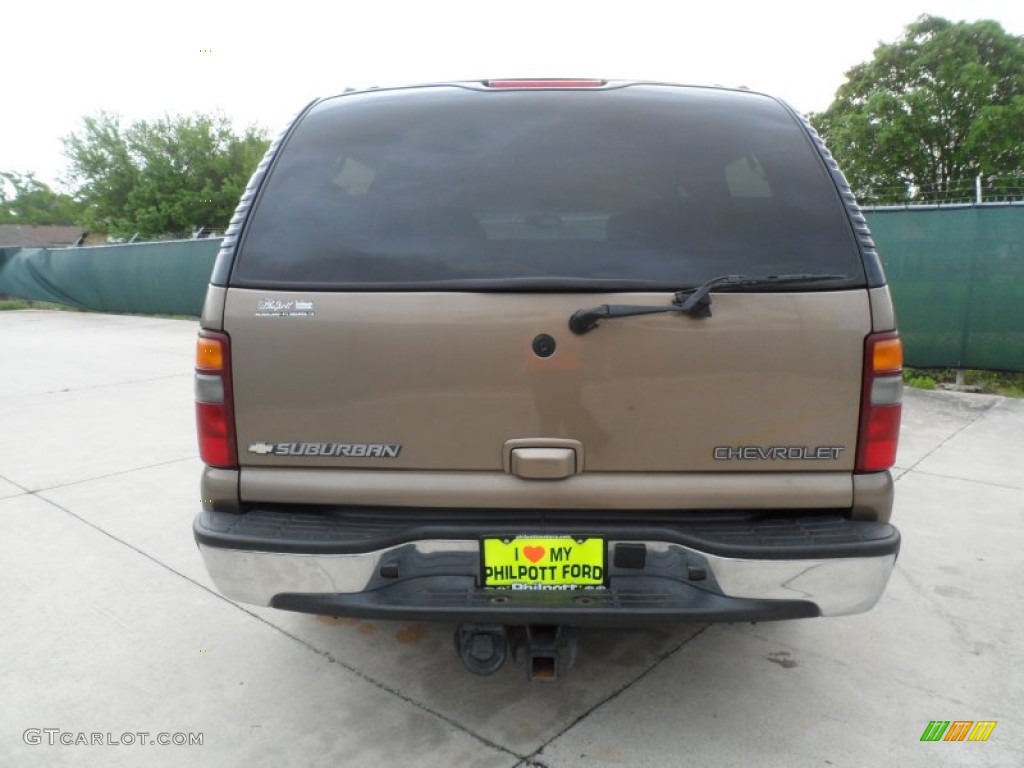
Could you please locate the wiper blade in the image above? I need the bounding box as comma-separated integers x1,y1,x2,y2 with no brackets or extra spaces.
672,272,851,316
568,273,850,335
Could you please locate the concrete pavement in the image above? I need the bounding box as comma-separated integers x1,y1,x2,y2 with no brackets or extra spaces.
1,310,1021,767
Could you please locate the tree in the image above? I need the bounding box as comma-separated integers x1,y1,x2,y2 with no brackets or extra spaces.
63,112,269,238
0,171,82,225
811,16,1024,205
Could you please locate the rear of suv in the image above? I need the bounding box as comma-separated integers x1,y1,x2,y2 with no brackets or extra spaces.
193,79,902,677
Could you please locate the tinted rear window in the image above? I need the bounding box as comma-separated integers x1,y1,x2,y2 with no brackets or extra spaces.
234,85,863,289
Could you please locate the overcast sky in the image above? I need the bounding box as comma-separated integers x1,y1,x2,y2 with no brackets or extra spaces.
4,0,1024,189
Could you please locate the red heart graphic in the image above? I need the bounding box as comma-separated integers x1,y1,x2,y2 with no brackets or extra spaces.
523,546,546,563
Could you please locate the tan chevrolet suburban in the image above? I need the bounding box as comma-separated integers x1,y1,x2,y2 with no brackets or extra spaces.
193,79,902,679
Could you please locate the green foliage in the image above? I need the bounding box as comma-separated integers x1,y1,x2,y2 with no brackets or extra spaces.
63,112,269,239
962,369,1024,397
903,367,1024,396
0,172,83,225
903,369,937,390
810,16,1024,205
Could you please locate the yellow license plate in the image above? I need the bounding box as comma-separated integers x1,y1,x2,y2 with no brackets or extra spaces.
481,536,606,588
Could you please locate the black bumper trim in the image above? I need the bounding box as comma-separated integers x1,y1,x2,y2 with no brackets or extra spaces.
271,576,820,626
194,507,900,561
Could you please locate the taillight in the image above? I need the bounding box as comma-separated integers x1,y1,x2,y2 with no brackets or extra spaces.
856,332,903,472
195,330,238,469
485,79,606,88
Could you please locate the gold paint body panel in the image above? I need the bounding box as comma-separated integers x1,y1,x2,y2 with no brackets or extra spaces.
226,289,869,473
211,287,893,517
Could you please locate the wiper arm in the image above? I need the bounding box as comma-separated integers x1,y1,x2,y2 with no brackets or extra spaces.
568,273,850,335
567,303,682,335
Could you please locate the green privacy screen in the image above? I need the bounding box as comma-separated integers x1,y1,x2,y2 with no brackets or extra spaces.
1,206,1022,370
0,239,219,317
868,206,1024,372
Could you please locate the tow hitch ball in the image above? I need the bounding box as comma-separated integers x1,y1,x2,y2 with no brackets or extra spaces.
454,624,579,681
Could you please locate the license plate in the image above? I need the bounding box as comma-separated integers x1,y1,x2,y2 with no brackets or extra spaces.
481,536,606,588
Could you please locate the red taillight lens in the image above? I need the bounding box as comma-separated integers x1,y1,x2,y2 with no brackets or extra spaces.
486,79,605,88
197,402,236,467
859,405,901,472
856,332,903,472
194,330,237,469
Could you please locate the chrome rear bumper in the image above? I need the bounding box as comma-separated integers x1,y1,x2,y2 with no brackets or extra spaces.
196,510,898,622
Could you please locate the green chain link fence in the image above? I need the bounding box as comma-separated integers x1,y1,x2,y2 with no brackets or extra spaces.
869,205,1024,372
0,239,219,317
1,206,1022,370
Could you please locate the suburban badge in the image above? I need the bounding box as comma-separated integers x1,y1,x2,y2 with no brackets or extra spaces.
247,442,402,458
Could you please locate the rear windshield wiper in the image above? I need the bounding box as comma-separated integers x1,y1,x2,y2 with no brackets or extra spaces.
568,273,851,335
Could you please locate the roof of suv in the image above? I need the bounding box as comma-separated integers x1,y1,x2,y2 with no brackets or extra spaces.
325,78,774,98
